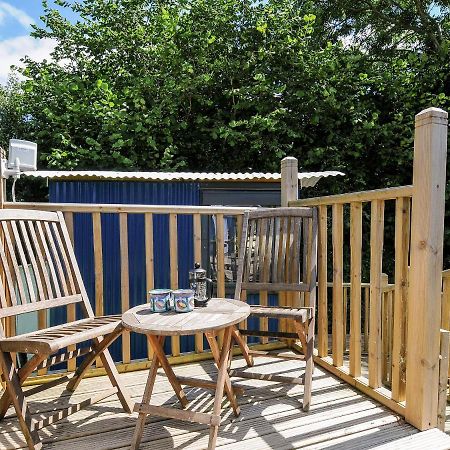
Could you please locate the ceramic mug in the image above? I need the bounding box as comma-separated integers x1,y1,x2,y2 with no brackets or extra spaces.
172,289,195,313
148,289,172,312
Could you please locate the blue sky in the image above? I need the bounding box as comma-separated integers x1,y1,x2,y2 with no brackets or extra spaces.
0,1,76,84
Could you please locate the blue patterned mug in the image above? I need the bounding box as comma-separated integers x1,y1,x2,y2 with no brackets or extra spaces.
172,289,195,313
148,289,172,312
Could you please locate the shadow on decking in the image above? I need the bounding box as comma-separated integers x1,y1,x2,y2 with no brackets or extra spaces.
0,355,419,450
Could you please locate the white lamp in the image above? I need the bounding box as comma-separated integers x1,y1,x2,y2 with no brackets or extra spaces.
1,139,38,202
4,139,37,177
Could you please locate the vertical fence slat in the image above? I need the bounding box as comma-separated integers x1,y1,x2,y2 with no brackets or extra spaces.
332,203,344,367
349,202,362,377
364,287,370,353
343,287,348,354
193,213,203,353
216,213,225,347
92,212,104,368
145,213,154,360
318,205,328,357
443,272,450,384
438,330,450,431
169,213,180,356
93,213,104,316
391,197,410,401
369,199,385,388
236,215,248,339
119,213,130,364
216,214,225,298
442,273,450,331
64,212,76,373
381,274,389,385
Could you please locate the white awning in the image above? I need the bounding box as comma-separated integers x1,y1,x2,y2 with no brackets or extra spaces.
24,170,344,188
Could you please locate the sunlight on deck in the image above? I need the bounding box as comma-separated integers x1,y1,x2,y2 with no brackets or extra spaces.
1,352,449,449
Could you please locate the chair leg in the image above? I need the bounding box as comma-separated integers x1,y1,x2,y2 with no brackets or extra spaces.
99,348,133,414
302,318,315,412
0,354,46,420
0,351,42,449
231,327,253,367
66,330,121,392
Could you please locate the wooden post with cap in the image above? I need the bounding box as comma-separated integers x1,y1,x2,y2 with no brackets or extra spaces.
281,157,299,207
405,107,448,430
281,157,299,334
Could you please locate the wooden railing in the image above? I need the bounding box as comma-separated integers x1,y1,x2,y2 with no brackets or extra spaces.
290,186,412,415
287,108,448,430
5,202,290,377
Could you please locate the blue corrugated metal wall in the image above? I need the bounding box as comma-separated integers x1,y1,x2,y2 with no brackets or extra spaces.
49,180,200,361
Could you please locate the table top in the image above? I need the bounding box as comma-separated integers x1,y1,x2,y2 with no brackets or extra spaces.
121,298,250,336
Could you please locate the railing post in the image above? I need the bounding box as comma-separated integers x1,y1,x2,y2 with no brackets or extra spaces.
405,107,448,430
281,157,298,334
281,157,298,206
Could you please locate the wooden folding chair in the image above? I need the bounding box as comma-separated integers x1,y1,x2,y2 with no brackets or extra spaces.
0,209,132,449
230,207,318,411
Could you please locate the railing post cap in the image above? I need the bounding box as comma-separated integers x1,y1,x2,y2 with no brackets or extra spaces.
281,156,298,166
415,107,448,126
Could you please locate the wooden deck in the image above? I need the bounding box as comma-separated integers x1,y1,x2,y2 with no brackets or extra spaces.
1,351,450,450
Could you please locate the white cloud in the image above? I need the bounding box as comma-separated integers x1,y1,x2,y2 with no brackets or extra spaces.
0,1,34,28
0,35,56,84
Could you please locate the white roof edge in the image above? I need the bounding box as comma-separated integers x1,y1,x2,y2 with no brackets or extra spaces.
23,170,344,185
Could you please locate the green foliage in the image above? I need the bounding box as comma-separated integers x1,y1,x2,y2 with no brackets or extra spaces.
4,0,446,181
0,76,30,152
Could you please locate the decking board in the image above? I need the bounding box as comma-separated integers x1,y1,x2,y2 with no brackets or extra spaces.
1,352,449,449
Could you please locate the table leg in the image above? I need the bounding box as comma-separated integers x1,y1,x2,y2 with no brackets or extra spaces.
206,330,240,417
130,336,163,450
148,334,189,408
208,327,235,450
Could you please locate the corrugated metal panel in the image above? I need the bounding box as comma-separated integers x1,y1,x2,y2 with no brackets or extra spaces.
26,170,344,186
49,180,200,361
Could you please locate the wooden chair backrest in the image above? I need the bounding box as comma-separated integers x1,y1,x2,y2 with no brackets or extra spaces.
235,207,318,308
0,209,93,322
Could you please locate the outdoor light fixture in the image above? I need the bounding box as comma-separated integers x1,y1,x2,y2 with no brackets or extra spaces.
1,139,38,201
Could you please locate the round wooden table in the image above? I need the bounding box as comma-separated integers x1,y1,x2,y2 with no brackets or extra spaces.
122,298,250,450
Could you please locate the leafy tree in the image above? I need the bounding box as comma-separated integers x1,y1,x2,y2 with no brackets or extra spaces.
0,76,29,152
11,0,447,185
